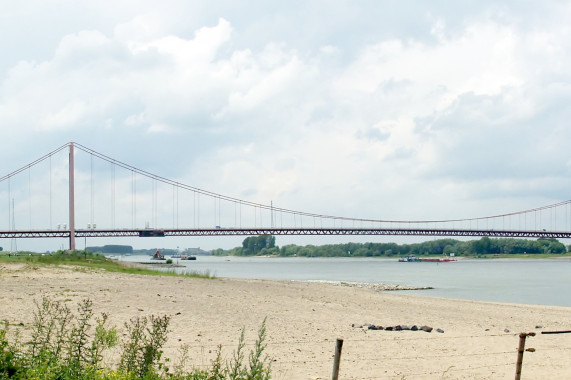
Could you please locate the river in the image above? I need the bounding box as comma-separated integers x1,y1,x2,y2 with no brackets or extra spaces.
119,255,571,307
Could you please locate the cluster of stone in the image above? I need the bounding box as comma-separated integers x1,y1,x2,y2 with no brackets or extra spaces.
329,281,433,291
351,323,444,333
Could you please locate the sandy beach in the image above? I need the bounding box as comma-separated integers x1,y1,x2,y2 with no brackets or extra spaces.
1,263,570,379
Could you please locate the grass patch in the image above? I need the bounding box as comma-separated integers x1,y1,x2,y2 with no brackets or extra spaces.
0,251,216,279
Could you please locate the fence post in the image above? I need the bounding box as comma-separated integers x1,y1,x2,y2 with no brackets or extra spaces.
515,332,535,380
332,338,344,380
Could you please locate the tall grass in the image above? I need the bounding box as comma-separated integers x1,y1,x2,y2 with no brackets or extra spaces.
0,297,272,379
0,250,216,279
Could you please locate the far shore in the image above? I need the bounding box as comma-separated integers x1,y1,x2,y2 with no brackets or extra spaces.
208,253,571,259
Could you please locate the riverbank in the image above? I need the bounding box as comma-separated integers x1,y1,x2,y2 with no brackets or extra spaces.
1,263,570,379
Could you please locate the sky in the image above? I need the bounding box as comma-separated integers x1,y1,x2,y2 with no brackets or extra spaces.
1,1,571,252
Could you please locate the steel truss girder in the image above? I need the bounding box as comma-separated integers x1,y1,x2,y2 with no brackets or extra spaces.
1,228,570,239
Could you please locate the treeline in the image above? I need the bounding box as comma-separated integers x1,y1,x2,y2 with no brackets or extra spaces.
85,246,210,256
213,236,568,257
212,235,277,256
86,245,133,254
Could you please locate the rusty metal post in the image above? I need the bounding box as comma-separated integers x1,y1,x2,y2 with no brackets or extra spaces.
332,338,343,380
68,142,76,251
515,333,535,380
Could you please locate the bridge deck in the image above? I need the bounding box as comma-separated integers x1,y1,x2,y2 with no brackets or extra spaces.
1,228,570,239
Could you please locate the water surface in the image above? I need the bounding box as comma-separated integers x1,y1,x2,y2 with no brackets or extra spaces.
120,255,571,307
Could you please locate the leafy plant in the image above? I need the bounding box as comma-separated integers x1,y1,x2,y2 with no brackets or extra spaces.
0,297,272,379
119,315,171,378
0,321,19,378
247,318,271,380
24,297,118,378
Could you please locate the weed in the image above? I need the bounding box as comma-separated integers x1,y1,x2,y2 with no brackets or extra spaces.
248,317,271,380
226,319,271,380
24,297,118,378
0,321,18,378
228,328,247,379
119,314,171,378
0,297,271,379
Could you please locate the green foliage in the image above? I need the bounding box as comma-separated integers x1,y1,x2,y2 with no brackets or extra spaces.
0,322,18,378
247,318,271,380
119,315,170,378
226,319,271,380
241,235,276,256
211,248,226,256
228,329,246,379
87,245,134,254
19,297,118,379
218,237,570,258
0,298,272,379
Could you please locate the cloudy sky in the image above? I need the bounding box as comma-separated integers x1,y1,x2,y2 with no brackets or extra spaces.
1,1,571,251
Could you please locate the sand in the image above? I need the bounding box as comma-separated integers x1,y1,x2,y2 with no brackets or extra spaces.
1,262,570,379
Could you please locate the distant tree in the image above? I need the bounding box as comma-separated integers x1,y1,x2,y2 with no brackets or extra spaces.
279,244,300,257
217,237,568,258
297,246,314,257
536,238,566,254
471,237,491,255
211,248,225,256
100,245,134,254
242,235,276,255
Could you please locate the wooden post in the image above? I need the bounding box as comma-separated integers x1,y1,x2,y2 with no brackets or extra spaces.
332,338,343,380
515,333,535,380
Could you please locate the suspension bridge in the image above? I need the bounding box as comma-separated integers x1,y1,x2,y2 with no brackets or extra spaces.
1,142,571,251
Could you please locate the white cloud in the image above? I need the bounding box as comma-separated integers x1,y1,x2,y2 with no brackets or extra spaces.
1,1,571,251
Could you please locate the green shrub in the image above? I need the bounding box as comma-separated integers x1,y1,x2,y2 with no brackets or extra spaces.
0,297,272,379
119,315,170,378
25,297,118,379
0,322,19,378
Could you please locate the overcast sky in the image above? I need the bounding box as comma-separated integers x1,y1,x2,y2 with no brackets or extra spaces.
1,1,571,251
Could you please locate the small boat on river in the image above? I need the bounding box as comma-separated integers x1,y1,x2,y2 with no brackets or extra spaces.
420,257,456,262
152,250,165,260
420,253,457,262
398,256,421,262
180,255,196,260
399,254,456,262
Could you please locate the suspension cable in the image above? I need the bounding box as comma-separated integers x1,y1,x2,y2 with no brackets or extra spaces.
75,140,571,225
4,142,571,228
0,143,69,183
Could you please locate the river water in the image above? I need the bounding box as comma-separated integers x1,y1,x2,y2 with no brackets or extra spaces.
120,255,571,307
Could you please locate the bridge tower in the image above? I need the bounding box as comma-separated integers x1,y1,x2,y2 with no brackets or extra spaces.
68,142,76,250
10,198,17,253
